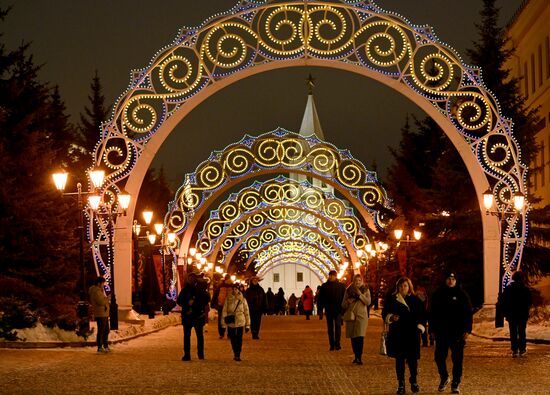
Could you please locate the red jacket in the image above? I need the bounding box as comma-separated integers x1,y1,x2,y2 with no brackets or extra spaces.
301,287,314,311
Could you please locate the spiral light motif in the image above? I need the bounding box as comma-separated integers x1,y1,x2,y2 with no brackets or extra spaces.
91,1,526,289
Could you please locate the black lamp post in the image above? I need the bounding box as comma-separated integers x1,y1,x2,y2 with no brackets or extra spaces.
393,228,422,277
87,169,131,331
132,213,163,314
483,188,525,327
148,230,177,315
52,173,90,336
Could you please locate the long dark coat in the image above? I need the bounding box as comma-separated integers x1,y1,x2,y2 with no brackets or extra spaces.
382,293,426,360
501,281,532,322
245,283,266,314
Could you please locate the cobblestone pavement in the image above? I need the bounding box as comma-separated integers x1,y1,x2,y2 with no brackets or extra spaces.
1,315,549,394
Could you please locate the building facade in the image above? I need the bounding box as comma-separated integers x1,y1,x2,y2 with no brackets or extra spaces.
505,0,550,207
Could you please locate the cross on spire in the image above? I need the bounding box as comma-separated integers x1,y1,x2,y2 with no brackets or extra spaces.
306,73,316,95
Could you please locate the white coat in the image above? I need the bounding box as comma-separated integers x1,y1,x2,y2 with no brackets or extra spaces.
221,291,251,329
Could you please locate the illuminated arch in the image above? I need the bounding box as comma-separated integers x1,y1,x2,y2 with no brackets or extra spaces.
224,221,349,269
251,241,339,273
167,129,392,246
246,239,338,271
224,224,344,269
196,176,370,256
201,203,366,264
93,0,527,314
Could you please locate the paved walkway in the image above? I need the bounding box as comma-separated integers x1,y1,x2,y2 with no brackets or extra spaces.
0,315,549,394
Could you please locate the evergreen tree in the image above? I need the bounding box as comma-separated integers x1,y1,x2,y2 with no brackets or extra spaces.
386,116,483,305
467,0,539,173
134,167,174,226
467,0,549,279
78,70,110,170
0,9,80,327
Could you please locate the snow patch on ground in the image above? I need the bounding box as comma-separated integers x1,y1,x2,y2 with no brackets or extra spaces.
1,313,181,343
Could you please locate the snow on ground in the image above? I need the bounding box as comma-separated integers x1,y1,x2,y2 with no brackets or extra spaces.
3,309,549,344
2,313,180,344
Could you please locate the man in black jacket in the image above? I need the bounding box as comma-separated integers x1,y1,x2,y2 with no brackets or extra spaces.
245,276,266,339
318,269,346,351
177,273,211,361
500,271,532,357
429,272,472,394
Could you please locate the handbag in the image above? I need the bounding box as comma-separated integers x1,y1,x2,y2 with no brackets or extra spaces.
223,300,240,325
379,325,388,356
343,307,356,321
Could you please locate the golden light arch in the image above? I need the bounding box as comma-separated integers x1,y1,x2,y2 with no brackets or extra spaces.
228,221,349,269
252,240,339,273
223,224,344,271
207,206,353,263
196,176,370,257
91,0,527,313
247,239,339,272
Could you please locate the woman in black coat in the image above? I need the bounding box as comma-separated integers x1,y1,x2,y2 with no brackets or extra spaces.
382,277,427,395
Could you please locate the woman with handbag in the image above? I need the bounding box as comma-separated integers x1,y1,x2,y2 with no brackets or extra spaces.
382,277,427,394
342,274,371,365
221,284,251,361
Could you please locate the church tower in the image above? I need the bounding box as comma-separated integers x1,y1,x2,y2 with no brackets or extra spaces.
290,75,333,194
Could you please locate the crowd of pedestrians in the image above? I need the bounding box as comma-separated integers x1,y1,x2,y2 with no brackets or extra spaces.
90,264,534,393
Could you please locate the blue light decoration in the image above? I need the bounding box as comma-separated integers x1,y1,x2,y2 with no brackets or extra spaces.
89,0,527,290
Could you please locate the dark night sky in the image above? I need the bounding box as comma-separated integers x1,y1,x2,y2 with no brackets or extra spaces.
4,0,522,187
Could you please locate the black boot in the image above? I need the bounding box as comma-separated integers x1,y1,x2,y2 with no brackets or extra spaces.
396,380,406,394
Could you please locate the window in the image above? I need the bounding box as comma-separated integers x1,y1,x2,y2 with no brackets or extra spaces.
546,36,550,79
531,53,536,93
273,273,280,282
531,155,539,191
541,141,545,187
524,62,529,98
539,44,543,87
297,272,303,282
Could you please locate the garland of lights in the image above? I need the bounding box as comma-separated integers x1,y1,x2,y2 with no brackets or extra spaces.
256,251,333,277
91,0,527,288
166,129,392,236
253,242,338,273
227,221,349,270
223,224,344,270
196,176,370,257
250,239,339,271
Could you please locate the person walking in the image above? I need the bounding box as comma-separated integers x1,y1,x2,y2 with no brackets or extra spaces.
176,272,211,361
245,276,266,339
314,285,323,320
275,287,287,315
318,269,346,351
212,274,233,339
301,285,314,320
382,277,426,394
430,272,472,394
266,287,275,315
500,271,532,358
288,293,298,315
89,276,110,353
342,274,371,364
221,285,251,361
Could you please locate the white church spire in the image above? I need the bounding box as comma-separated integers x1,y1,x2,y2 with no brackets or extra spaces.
299,74,325,140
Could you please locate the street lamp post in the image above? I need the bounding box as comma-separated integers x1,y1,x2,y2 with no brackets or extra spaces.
52,172,90,336
393,228,422,277
364,241,389,310
482,188,525,327
148,231,177,315
132,212,163,314
87,170,131,331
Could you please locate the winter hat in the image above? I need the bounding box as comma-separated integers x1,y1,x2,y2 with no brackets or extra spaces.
445,271,456,279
